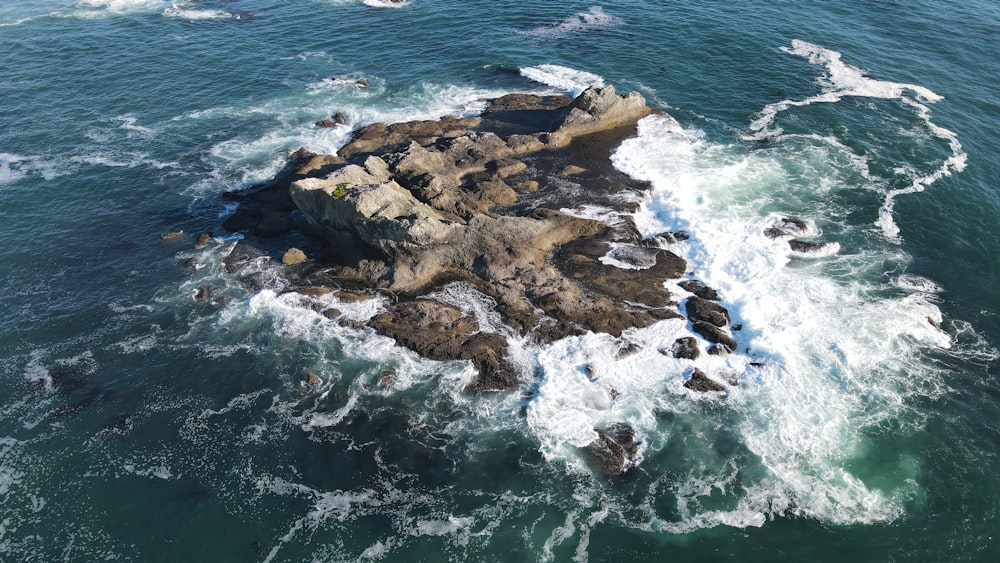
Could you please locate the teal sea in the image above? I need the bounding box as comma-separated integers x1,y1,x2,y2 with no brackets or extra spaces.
2,1,999,560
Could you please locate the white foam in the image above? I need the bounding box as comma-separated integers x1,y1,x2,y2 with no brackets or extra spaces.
520,64,605,97
0,152,66,184
523,6,621,38
74,0,167,14
423,282,508,335
607,108,953,526
163,1,232,20
362,0,410,8
747,40,966,241
411,515,474,537
598,242,660,270
116,115,156,137
0,438,23,498
0,154,27,185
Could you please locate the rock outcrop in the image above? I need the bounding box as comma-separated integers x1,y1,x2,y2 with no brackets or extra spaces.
582,423,642,476
227,86,692,390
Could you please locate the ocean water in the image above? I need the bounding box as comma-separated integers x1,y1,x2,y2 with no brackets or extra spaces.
2,1,999,560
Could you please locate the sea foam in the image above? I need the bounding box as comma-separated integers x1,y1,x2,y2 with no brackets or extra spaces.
747,39,966,241
520,64,605,97
523,6,621,38
608,106,953,526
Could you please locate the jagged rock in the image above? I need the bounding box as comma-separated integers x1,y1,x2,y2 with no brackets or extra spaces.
692,321,737,350
685,296,730,327
765,216,809,239
370,300,516,391
236,86,684,388
582,423,641,477
683,368,726,393
670,336,700,360
708,343,733,356
549,85,653,143
222,242,269,274
678,279,719,300
193,285,211,302
788,239,832,253
639,231,689,247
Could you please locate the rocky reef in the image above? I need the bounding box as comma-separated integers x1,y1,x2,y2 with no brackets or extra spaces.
220,85,714,393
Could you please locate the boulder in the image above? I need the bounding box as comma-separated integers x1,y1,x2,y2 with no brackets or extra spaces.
678,279,719,301
582,423,641,477
788,239,833,253
683,368,726,393
685,296,730,327
670,336,700,360
281,248,307,265
692,321,737,350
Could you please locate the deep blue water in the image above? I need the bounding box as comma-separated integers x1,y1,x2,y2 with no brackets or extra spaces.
2,1,999,561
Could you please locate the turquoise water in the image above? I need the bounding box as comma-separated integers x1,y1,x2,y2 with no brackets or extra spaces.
2,1,999,560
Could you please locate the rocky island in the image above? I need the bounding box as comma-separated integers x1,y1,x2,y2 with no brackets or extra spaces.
218,85,741,399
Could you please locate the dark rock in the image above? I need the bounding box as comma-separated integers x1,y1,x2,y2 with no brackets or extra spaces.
222,242,269,274
692,321,737,350
778,216,808,232
377,369,397,386
685,296,730,327
639,231,689,247
683,368,726,393
370,300,516,391
183,257,198,270
195,232,213,248
708,343,733,356
616,340,640,359
193,285,211,302
582,423,641,477
669,336,700,360
788,239,832,253
764,227,789,239
678,279,719,301
300,369,321,385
